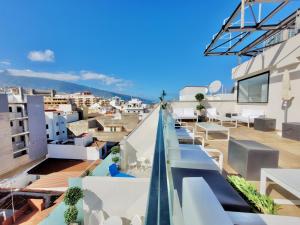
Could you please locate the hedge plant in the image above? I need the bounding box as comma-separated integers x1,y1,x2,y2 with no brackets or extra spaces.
227,175,279,214
111,146,120,154
64,186,84,206
64,206,78,224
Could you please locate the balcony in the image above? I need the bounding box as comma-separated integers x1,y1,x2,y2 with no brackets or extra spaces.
9,112,28,120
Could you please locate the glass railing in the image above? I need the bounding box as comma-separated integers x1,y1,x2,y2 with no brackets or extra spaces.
144,108,171,225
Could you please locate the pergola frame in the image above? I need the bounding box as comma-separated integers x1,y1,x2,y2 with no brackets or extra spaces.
204,0,299,57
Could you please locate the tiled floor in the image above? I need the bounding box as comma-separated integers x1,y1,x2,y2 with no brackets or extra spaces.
191,122,300,216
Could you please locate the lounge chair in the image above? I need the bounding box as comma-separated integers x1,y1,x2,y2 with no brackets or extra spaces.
109,164,135,178
172,168,251,212
175,126,204,145
232,109,265,127
172,108,197,121
206,108,237,127
179,144,223,171
181,177,300,225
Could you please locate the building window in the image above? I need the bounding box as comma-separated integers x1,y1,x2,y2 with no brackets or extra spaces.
47,134,49,139
56,131,60,136
62,131,65,133
46,124,49,129
9,106,12,112
12,137,15,142
237,72,269,103
56,122,59,126
20,135,25,142
19,121,23,126
17,107,22,113
10,121,13,127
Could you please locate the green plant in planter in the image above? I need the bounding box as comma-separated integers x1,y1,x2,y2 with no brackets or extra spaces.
111,146,120,155
64,206,78,224
227,175,279,214
64,186,84,206
195,93,205,113
112,156,120,164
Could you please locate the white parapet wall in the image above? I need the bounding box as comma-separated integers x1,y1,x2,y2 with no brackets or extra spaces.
47,144,100,160
120,105,160,169
82,177,150,224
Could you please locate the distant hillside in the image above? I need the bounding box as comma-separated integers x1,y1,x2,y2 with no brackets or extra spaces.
0,71,149,102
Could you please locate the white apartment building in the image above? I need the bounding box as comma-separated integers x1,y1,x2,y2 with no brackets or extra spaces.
0,87,47,176
123,98,147,114
45,110,68,142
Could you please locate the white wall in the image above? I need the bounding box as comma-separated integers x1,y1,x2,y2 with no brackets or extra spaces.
179,86,208,101
82,177,149,224
232,33,300,129
120,105,160,169
47,144,99,160
171,100,237,115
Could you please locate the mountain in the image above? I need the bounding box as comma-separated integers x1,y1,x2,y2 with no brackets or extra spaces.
0,71,150,102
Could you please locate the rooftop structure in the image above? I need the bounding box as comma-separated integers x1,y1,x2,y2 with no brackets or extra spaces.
0,87,47,176
204,1,300,57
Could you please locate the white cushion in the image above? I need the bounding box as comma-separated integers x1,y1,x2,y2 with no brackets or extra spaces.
206,108,217,117
182,178,234,225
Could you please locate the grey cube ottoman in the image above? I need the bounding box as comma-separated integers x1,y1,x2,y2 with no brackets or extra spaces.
228,139,279,180
282,122,300,141
254,118,276,131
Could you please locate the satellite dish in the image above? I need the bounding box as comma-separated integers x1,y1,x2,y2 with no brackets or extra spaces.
209,80,222,95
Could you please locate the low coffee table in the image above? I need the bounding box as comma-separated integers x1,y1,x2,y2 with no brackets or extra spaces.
196,122,230,141
254,118,276,131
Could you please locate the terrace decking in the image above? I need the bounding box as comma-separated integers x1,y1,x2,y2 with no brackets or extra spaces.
26,158,98,191
186,123,300,216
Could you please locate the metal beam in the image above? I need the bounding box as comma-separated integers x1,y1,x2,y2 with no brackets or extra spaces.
204,0,290,56
204,2,242,54
238,10,298,55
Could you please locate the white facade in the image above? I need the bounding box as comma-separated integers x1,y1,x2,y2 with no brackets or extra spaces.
45,111,68,142
231,32,300,130
179,86,208,101
0,88,47,176
123,98,147,114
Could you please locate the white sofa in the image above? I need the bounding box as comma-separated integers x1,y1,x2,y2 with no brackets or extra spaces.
172,108,197,121
180,177,300,225
232,109,265,127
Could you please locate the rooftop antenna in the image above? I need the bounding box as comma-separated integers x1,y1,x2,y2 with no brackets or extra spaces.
208,80,222,96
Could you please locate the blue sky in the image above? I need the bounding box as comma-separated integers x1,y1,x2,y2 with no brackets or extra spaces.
0,0,298,100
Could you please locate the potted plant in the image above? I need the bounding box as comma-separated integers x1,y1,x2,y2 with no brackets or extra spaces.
111,146,120,155
195,93,206,122
64,206,79,225
112,156,120,165
63,186,83,225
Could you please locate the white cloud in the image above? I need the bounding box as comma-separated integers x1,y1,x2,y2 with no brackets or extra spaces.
80,71,122,85
28,49,55,62
0,60,11,66
6,69,79,81
5,68,133,90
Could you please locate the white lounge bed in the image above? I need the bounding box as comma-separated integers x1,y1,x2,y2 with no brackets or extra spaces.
172,108,197,121
260,168,300,205
169,147,220,172
232,109,265,127
179,144,223,171
175,127,204,145
180,177,300,225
